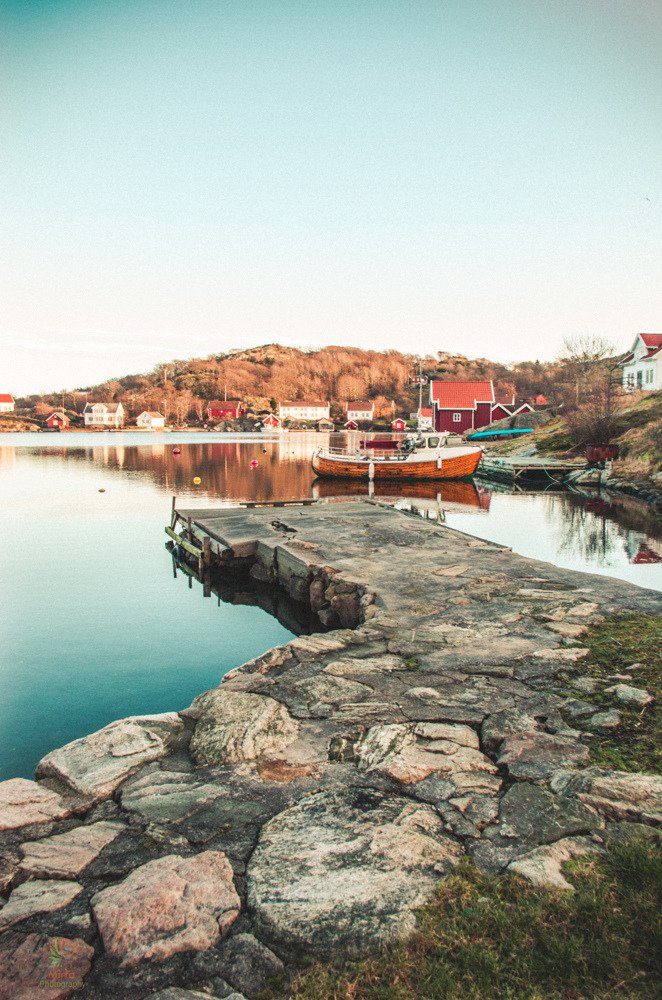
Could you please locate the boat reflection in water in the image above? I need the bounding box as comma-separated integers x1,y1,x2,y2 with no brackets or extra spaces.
311,478,490,522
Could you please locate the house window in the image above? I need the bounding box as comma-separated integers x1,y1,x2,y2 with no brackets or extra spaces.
626,373,635,389
453,413,462,423
646,368,654,385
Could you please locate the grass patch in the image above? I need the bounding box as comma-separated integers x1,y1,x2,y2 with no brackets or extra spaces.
576,613,661,774
265,841,661,1000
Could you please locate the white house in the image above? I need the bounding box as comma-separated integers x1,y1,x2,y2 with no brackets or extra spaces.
83,402,125,427
0,394,15,413
278,400,330,421
136,410,165,429
620,333,662,391
417,406,433,430
345,400,374,424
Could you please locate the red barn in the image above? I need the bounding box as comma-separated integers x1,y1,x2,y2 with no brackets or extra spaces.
391,418,407,431
207,400,246,420
430,380,495,433
45,411,69,429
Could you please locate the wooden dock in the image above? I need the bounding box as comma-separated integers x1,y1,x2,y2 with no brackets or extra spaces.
477,455,592,486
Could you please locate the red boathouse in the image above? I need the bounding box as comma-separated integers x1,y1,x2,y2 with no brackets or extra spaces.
430,380,495,433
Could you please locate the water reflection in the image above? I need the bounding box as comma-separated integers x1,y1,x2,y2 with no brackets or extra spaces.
3,434,661,590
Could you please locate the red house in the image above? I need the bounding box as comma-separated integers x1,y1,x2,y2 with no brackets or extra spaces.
45,411,69,429
391,418,407,431
344,419,359,430
430,380,495,433
207,400,246,420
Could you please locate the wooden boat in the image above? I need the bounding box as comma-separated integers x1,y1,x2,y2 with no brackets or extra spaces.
312,434,482,481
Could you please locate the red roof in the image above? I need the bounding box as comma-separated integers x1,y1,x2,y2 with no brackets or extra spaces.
430,380,494,409
0,394,14,403
346,401,373,410
640,333,662,357
280,400,328,408
208,400,243,409
418,407,433,417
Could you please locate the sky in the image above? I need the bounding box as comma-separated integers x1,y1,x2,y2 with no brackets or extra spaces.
1,0,661,394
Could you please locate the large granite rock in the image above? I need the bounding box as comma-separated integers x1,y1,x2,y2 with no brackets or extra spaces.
19,821,125,878
551,767,662,825
0,879,83,930
190,691,299,766
0,778,74,832
352,722,497,785
247,785,462,954
91,851,240,967
0,932,94,1000
35,714,188,803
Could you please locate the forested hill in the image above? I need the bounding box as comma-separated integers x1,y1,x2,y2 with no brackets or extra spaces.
22,343,555,420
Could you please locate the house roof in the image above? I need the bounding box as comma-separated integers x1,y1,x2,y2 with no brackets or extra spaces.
347,400,374,410
418,407,433,417
0,394,14,403
621,333,662,365
83,402,122,412
640,333,662,357
207,400,243,408
280,400,328,408
47,411,67,420
140,411,164,419
430,380,494,409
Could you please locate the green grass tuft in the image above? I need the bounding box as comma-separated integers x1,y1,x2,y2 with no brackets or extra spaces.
264,841,662,1000
578,613,661,774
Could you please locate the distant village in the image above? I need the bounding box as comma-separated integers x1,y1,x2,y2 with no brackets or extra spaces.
1,332,659,434
0,384,547,434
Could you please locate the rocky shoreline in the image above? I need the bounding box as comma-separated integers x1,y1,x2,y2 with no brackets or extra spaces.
0,500,660,1000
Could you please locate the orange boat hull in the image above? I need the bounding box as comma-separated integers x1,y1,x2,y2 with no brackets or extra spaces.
311,449,481,481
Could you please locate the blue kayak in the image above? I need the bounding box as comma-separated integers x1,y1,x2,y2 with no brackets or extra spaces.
467,428,534,441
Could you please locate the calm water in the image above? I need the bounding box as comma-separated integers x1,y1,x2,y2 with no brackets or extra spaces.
1,432,660,781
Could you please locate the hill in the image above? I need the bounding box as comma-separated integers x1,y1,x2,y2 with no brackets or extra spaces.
17,343,557,422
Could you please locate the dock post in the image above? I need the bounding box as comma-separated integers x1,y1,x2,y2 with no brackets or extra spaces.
203,536,211,569
368,461,375,482
171,496,177,529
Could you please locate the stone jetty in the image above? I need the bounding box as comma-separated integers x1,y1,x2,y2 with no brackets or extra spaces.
0,500,660,999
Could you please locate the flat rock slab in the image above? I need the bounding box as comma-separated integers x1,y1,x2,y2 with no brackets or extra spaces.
91,850,240,967
552,768,662,825
119,771,226,823
0,932,94,1000
217,932,284,997
35,714,188,804
508,835,602,890
497,732,590,782
247,785,462,954
490,783,602,844
190,691,299,766
20,821,125,878
0,778,74,833
352,722,496,785
0,879,83,930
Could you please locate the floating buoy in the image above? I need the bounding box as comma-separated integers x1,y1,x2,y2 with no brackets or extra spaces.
172,447,181,455
98,488,106,493
193,476,201,485
250,459,258,469
262,448,267,453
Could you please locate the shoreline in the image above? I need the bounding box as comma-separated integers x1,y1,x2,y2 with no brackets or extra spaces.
0,501,660,998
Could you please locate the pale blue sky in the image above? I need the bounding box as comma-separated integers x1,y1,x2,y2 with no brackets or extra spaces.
2,0,661,393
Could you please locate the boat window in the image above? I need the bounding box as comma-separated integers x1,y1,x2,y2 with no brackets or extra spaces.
427,436,440,448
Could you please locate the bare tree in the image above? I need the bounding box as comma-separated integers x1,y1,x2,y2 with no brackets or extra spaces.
559,335,622,446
